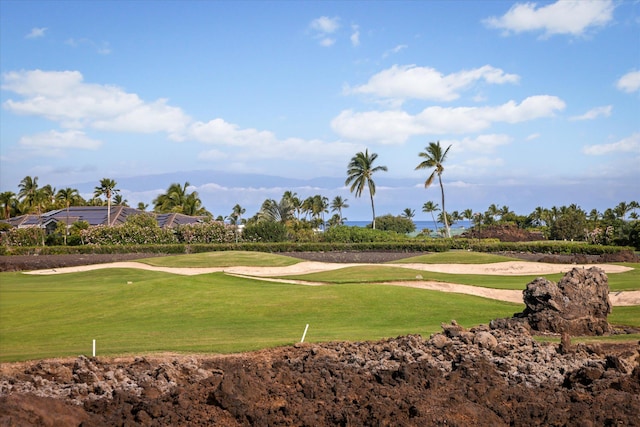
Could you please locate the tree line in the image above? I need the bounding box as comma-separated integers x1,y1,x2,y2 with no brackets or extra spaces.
1,141,638,248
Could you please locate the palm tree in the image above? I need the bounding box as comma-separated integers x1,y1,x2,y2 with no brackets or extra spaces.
310,195,329,229
258,197,294,223
415,142,452,237
153,182,190,213
422,201,440,235
230,204,246,225
18,176,39,213
283,191,302,220
137,202,149,211
18,176,46,245
94,178,119,225
56,188,80,245
183,192,208,216
345,149,388,229
401,208,415,220
0,191,16,219
330,196,349,225
113,194,128,206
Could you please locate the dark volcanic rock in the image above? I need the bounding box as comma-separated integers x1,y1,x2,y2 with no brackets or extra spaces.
514,267,613,336
1,327,638,426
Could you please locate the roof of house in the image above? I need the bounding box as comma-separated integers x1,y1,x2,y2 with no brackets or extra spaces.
2,206,207,229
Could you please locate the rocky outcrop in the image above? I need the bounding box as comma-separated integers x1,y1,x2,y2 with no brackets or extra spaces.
2,324,639,426
509,267,613,335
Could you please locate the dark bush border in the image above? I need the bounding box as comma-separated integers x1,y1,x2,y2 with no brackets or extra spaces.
0,240,633,257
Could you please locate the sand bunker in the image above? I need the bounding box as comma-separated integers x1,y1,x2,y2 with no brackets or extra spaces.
25,261,638,306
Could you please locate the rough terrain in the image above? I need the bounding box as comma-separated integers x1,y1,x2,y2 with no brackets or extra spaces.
1,251,639,426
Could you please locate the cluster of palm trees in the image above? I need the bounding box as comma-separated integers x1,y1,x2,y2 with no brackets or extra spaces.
0,177,209,221
152,181,209,216
345,142,451,234
252,192,350,229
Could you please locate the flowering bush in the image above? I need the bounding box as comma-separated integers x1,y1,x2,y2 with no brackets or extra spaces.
585,226,615,245
0,227,44,247
174,222,236,244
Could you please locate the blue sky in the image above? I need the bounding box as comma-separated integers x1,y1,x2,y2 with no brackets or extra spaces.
1,0,638,221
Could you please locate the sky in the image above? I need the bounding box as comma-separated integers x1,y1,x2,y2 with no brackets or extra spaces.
1,0,638,221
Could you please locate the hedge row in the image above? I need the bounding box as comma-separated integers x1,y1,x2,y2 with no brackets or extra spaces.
0,240,633,256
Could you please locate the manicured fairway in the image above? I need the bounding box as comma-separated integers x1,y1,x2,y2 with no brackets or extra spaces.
279,265,640,292
1,251,638,362
0,268,521,362
140,250,302,268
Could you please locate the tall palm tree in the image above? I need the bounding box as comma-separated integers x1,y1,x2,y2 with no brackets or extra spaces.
18,176,39,213
137,202,148,211
56,188,80,245
422,201,440,235
309,195,329,229
416,142,452,237
18,176,46,245
283,191,302,219
345,149,388,229
330,196,349,225
230,204,246,225
94,178,119,225
0,191,17,219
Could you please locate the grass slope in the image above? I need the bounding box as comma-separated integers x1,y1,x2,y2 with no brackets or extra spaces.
0,269,520,362
1,251,637,362
139,250,302,268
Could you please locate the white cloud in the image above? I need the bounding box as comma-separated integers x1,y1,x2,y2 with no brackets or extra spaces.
18,130,102,156
310,16,340,33
2,70,190,136
309,16,340,47
526,133,541,141
332,95,565,144
26,27,47,39
345,64,520,102
484,0,614,37
190,118,361,161
319,37,336,47
569,105,612,121
464,157,505,167
382,44,407,58
66,38,112,55
583,133,640,155
445,134,513,153
616,70,640,93
351,25,360,46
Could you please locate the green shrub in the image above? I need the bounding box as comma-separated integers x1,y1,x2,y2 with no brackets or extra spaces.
242,221,288,243
371,214,416,234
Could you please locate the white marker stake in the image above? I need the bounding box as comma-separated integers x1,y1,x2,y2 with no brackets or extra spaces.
300,324,309,343
92,339,96,357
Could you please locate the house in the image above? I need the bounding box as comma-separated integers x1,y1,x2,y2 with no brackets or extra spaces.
1,206,207,234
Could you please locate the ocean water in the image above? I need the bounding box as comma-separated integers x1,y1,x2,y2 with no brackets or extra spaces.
344,220,472,231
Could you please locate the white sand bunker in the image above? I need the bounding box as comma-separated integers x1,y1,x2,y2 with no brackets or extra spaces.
25,261,638,306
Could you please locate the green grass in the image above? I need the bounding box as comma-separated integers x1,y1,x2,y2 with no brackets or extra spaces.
280,264,639,291
1,252,637,362
139,250,302,268
0,269,521,362
389,251,521,264
606,263,640,291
